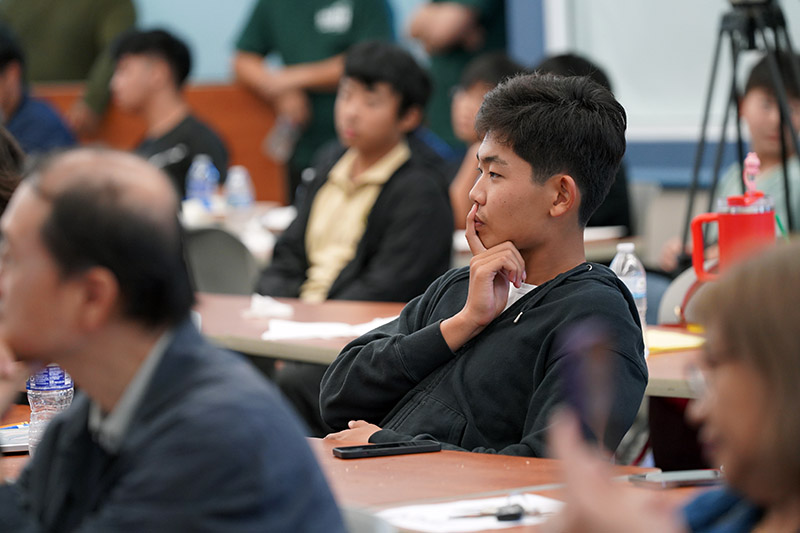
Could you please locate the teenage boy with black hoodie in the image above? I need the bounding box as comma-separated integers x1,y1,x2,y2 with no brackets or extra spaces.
321,73,648,457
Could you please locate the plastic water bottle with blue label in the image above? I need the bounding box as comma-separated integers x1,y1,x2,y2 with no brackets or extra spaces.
610,242,649,357
185,154,220,209
27,364,74,456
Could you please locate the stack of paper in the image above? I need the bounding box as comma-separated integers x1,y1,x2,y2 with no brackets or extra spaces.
261,316,397,341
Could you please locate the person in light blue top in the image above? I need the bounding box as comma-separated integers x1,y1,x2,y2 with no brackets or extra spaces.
661,52,800,272
548,241,800,532
711,52,800,237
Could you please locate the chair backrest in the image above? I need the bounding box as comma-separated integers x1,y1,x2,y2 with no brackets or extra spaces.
629,180,662,241
184,227,260,295
34,82,286,202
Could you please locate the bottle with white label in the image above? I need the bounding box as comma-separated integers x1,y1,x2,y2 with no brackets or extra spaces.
225,165,255,210
610,242,648,357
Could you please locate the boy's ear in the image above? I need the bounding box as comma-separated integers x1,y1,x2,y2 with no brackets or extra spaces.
398,106,424,134
152,58,173,88
548,174,580,219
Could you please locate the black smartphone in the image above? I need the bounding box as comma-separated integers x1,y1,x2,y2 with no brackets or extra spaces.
332,440,442,459
629,469,724,489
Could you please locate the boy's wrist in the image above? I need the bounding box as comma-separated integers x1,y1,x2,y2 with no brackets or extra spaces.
440,311,484,352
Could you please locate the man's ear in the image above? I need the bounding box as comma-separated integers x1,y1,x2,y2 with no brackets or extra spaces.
398,106,423,134
74,267,120,332
549,174,579,219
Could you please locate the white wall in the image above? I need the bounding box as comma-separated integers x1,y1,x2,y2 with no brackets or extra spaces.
131,0,425,82
132,0,253,82
546,0,800,141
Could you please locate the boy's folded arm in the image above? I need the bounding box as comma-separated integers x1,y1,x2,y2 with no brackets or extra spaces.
320,292,456,430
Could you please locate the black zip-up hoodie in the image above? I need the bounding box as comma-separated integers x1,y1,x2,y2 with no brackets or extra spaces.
320,262,648,457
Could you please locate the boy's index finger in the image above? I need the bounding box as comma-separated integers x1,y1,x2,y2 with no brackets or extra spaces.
465,204,487,256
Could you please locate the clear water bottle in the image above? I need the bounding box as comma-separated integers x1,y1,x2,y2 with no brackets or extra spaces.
225,165,255,209
185,154,220,209
27,364,74,456
610,242,649,357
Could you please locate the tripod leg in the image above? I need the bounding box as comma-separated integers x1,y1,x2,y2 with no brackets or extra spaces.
681,24,727,252
755,13,798,231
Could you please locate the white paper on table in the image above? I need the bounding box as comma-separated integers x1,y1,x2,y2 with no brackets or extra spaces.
261,316,397,340
261,205,297,233
376,493,563,533
0,426,29,453
242,294,295,319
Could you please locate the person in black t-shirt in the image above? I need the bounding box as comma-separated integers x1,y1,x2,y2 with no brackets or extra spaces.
111,29,228,196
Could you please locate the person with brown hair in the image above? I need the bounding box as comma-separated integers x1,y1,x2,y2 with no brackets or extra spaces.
549,240,800,532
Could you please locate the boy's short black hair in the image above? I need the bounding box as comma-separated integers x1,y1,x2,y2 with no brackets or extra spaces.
343,40,431,116
112,29,192,87
459,52,526,91
535,53,613,92
0,23,24,73
745,51,800,100
475,73,626,226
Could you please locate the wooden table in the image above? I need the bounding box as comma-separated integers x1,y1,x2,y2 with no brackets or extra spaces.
1,404,31,482
198,294,701,399
196,293,404,365
644,326,704,399
1,408,699,533
310,438,699,532
645,347,700,399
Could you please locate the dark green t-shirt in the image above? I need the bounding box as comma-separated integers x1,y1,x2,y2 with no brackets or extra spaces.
0,0,136,114
427,0,507,151
235,0,393,171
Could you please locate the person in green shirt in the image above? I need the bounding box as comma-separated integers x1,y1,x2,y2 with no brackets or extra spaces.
0,0,136,136
233,0,393,205
408,0,507,152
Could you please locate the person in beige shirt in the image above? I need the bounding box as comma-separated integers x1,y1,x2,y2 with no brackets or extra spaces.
256,41,453,436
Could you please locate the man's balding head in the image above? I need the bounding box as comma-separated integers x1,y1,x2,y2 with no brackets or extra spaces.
23,148,194,327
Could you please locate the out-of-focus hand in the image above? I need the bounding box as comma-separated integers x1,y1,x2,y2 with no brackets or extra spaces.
66,100,101,137
323,420,381,443
543,409,686,533
658,237,689,273
407,3,481,54
275,89,311,128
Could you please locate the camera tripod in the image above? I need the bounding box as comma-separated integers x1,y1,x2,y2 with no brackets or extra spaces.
679,1,800,264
